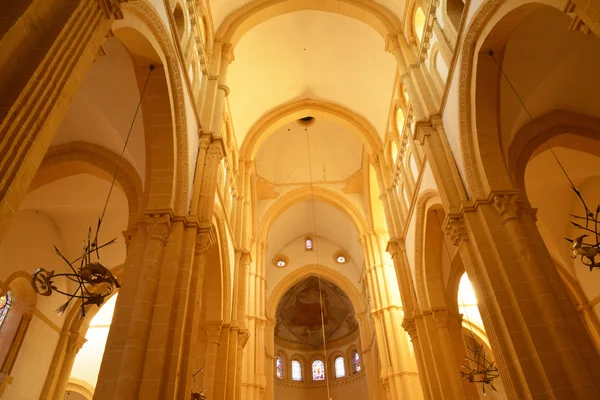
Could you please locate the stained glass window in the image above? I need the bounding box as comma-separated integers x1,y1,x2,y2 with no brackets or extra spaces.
0,291,12,327
353,350,361,373
334,357,345,378
276,357,283,379
312,360,325,381
305,238,313,251
292,360,302,381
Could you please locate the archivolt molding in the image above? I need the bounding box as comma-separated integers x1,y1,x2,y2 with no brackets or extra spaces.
240,99,383,159
118,0,190,215
30,142,144,229
215,0,403,48
458,0,564,199
413,189,441,310
257,185,368,242
66,378,95,400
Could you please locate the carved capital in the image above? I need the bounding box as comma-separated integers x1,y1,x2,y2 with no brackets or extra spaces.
205,323,223,344
402,318,418,341
67,332,87,355
238,329,250,350
206,140,225,161
415,124,434,146
145,214,171,243
370,153,380,167
432,309,449,329
199,135,211,150
239,249,252,271
196,227,217,254
97,0,126,19
386,238,404,257
492,194,519,224
444,214,468,246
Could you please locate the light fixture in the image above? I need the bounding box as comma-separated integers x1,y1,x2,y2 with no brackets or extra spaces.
305,236,314,251
30,66,155,318
333,250,350,264
272,254,289,268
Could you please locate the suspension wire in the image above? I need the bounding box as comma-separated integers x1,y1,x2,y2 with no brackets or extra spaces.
96,65,154,240
488,51,577,190
304,125,333,400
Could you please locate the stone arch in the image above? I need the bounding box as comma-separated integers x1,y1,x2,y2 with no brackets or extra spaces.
258,186,368,243
216,0,402,48
240,99,383,160
458,0,567,199
507,110,600,199
413,189,445,310
114,1,190,215
266,264,364,321
30,142,143,229
65,378,94,400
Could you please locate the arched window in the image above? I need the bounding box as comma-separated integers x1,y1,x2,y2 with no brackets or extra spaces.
458,273,484,328
305,237,313,251
276,357,283,379
334,357,345,378
291,360,302,381
352,350,361,373
391,141,398,165
414,7,426,42
312,360,325,381
0,291,12,327
173,4,186,41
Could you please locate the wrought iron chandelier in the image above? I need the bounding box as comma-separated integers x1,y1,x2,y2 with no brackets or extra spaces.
30,66,155,318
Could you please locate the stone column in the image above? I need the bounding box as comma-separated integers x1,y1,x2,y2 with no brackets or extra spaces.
203,323,224,399
402,319,433,400
114,213,172,399
52,332,87,400
447,193,600,398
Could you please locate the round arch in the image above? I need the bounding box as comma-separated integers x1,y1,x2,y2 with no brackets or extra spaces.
216,0,402,48
240,99,383,160
113,1,190,215
265,264,365,320
30,142,144,230
258,186,368,243
457,0,566,199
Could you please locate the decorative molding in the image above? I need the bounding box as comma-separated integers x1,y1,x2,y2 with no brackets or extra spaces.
238,330,250,350
443,214,468,246
122,1,190,215
145,213,172,243
205,323,223,344
402,318,418,340
196,227,217,254
491,194,519,224
432,309,449,329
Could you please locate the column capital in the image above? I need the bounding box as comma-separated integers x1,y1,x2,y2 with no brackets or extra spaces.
205,323,223,344
145,213,172,243
67,332,87,355
431,309,449,329
238,329,250,350
196,227,217,254
402,318,418,341
386,237,405,256
491,193,520,224
96,0,126,19
199,134,212,149
443,214,469,246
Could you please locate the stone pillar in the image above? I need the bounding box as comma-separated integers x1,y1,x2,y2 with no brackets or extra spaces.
402,319,433,400
203,323,223,399
52,332,87,400
114,213,172,399
446,193,600,398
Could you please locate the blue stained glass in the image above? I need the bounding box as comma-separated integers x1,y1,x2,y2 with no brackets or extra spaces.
0,291,12,327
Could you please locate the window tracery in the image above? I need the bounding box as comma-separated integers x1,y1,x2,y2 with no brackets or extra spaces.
352,350,361,373
0,291,12,328
276,356,283,379
312,360,325,380
292,360,302,381
334,357,345,378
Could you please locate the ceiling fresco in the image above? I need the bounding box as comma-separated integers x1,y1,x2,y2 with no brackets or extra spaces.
275,276,359,348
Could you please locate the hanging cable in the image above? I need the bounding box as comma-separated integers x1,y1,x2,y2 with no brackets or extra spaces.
303,124,333,400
